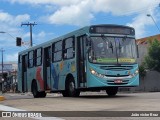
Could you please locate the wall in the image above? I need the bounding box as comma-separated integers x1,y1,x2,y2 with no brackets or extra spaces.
132,71,160,92
137,44,148,65
134,35,160,92
119,71,160,92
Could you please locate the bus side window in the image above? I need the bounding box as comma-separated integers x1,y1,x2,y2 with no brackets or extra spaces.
46,47,51,66
52,41,62,62
18,55,22,63
25,54,28,69
28,51,34,68
52,43,54,62
63,37,75,59
35,48,42,66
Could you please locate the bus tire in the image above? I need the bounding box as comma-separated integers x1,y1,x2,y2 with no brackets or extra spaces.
32,81,39,98
62,91,68,97
106,87,118,96
39,91,46,98
65,77,80,97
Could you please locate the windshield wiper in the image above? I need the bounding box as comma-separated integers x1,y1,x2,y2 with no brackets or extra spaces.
101,36,113,53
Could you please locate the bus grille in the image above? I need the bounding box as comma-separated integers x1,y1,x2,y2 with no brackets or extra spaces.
100,66,133,71
105,75,129,77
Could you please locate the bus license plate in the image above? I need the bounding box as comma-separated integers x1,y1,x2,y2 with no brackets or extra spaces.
114,79,123,83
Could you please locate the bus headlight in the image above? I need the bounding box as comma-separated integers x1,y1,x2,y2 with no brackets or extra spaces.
90,69,105,78
131,69,139,77
90,69,96,75
135,70,139,74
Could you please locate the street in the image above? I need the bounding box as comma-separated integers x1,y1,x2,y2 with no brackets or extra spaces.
0,92,160,119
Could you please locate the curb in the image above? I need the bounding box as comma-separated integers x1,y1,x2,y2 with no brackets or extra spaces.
0,96,5,101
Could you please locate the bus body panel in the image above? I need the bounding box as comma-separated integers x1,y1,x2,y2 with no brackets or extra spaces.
87,63,139,88
17,24,139,95
35,66,44,91
51,62,63,90
51,59,77,90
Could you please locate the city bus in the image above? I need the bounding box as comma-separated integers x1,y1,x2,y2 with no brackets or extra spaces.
18,24,139,98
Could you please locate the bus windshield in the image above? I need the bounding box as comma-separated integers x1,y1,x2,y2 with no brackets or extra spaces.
89,36,137,64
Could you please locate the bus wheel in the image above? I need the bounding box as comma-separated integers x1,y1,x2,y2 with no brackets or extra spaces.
39,91,46,98
65,77,80,97
62,91,69,97
106,87,118,96
32,81,39,98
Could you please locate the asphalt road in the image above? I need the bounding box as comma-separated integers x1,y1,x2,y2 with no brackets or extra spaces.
1,92,160,120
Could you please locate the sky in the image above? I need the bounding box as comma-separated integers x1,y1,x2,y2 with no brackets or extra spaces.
0,0,160,62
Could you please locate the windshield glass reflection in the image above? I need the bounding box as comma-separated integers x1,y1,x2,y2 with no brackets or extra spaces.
89,36,137,64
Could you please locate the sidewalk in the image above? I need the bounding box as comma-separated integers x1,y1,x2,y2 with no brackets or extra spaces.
0,91,5,101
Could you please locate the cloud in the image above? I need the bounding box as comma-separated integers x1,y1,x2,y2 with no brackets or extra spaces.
126,5,159,38
33,31,47,44
14,14,30,24
0,11,32,62
0,11,54,48
5,53,18,62
46,0,160,27
48,1,94,26
92,0,155,15
0,11,30,47
7,0,159,15
4,0,160,37
0,12,12,22
127,14,154,38
0,12,30,26
7,0,80,6
21,31,54,46
0,11,30,35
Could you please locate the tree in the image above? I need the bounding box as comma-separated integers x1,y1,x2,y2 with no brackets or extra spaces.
139,62,146,78
144,39,160,72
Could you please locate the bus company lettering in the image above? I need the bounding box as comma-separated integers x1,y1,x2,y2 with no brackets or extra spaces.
12,112,42,117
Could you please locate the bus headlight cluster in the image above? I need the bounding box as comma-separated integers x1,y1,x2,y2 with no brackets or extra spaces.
131,69,139,77
90,69,105,78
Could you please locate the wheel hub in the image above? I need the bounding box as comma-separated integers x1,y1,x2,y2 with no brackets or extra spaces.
69,82,75,92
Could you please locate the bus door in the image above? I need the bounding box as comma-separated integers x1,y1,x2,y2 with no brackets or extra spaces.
22,54,28,92
43,46,51,90
77,36,87,88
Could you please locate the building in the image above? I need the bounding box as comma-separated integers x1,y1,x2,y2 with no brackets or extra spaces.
137,34,160,44
136,34,160,65
0,61,17,91
130,34,160,92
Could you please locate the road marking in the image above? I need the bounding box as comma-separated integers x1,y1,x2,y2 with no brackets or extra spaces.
0,96,5,101
0,105,64,120
0,105,26,111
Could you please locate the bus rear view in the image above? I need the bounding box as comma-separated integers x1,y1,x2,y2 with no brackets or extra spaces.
84,25,139,96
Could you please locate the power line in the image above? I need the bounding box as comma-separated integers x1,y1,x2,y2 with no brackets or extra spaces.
21,22,37,47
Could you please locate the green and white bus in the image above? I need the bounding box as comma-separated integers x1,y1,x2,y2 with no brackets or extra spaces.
18,24,139,98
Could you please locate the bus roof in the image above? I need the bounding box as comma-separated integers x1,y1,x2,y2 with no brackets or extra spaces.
18,24,134,54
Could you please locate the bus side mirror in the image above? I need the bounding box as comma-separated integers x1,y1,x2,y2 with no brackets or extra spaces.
136,44,139,58
86,47,91,54
86,36,91,46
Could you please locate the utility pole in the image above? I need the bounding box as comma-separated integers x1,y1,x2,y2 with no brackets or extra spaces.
0,48,4,92
21,22,37,47
1,48,4,80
